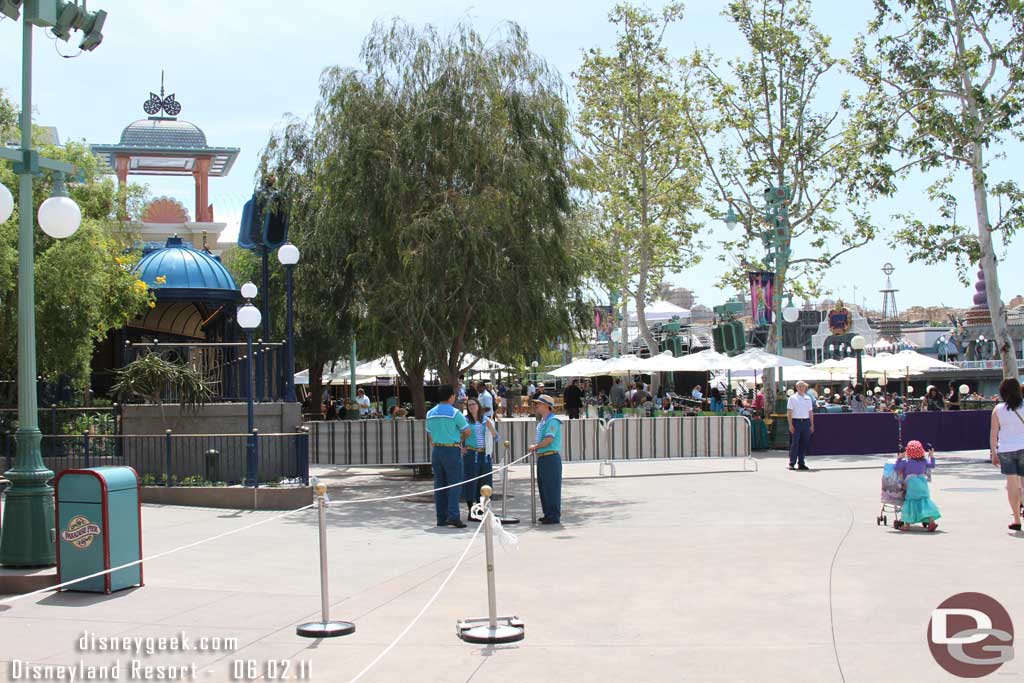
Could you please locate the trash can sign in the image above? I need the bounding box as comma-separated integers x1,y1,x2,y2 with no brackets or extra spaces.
61,515,102,549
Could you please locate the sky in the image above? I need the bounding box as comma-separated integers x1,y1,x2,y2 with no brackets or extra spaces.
1,0,1021,313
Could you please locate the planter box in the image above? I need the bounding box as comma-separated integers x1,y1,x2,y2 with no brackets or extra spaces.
140,485,312,511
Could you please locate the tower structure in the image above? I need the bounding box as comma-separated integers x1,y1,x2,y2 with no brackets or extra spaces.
91,74,239,252
879,262,902,340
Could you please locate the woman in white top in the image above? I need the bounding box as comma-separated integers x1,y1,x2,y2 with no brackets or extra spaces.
990,378,1024,531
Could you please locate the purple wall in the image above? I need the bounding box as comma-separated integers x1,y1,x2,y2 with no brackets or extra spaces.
808,410,990,456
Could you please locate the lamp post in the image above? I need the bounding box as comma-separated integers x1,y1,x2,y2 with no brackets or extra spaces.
531,360,539,385
238,284,261,488
724,187,792,394
277,243,300,403
850,334,866,387
0,2,103,566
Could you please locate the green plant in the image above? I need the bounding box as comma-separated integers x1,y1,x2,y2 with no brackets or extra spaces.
111,353,214,416
140,473,156,486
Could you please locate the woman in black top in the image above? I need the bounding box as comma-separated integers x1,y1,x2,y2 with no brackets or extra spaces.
946,384,961,411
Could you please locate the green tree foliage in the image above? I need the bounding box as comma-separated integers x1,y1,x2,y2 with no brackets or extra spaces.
681,0,887,402
854,0,1023,378
575,3,703,380
293,19,588,416
683,0,888,290
0,89,151,401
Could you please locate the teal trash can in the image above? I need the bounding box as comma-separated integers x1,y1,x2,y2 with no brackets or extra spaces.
55,467,142,594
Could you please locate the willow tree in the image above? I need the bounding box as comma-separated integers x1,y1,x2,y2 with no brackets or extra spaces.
854,0,1023,379
314,19,588,416
681,0,886,403
576,3,703,379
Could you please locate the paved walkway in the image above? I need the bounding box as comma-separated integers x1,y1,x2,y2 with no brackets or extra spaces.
0,451,1020,682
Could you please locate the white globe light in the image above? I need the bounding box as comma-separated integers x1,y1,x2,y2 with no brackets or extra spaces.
237,303,262,330
782,306,800,323
531,361,539,368
240,282,258,300
850,334,866,351
959,384,970,395
878,376,889,386
786,389,795,396
824,387,831,395
907,386,915,394
0,183,13,223
37,195,81,239
277,243,300,266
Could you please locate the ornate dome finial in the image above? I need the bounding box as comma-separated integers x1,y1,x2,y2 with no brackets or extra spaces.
143,70,182,118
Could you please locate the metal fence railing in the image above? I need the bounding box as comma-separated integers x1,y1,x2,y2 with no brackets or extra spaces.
0,430,308,487
308,416,751,467
0,405,120,437
123,341,288,403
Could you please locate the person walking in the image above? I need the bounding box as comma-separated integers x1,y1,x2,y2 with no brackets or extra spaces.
463,397,498,521
426,385,471,528
990,378,1024,531
609,378,626,411
563,379,583,419
528,394,562,524
787,381,815,471
505,381,520,418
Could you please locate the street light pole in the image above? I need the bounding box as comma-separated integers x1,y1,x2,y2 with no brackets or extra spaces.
278,244,300,403
237,284,261,488
0,7,92,566
851,334,866,387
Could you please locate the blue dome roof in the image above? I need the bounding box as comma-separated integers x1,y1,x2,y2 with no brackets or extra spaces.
135,237,238,296
120,118,208,148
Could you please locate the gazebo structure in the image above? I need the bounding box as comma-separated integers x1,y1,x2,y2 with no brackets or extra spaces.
92,76,240,253
89,236,285,401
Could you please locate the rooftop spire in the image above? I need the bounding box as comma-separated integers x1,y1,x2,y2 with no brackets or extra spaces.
143,71,182,118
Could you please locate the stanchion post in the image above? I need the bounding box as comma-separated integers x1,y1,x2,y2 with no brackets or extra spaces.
456,485,525,644
498,441,518,525
297,481,355,638
529,450,537,525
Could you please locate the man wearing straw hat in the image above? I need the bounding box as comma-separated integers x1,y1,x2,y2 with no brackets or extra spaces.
528,394,563,524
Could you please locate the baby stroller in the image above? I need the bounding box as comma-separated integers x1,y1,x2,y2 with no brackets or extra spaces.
877,455,935,529
877,459,904,527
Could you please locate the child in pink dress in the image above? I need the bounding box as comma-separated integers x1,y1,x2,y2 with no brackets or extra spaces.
895,440,940,531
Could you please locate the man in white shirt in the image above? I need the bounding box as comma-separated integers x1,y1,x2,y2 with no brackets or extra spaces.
787,381,815,470
479,382,495,418
691,385,703,400
356,388,372,417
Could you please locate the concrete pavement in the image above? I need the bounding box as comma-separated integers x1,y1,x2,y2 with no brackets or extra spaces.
0,451,1020,682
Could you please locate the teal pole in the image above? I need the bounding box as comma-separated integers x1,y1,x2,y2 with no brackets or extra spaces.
0,19,56,567
349,338,357,401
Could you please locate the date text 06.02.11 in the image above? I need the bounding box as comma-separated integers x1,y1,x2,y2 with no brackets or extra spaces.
231,659,313,680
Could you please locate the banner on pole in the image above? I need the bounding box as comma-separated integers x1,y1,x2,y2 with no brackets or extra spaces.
748,271,775,327
594,305,614,342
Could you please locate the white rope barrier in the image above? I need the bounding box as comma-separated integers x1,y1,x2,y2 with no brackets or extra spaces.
0,452,535,604
0,502,316,604
328,451,533,506
348,510,488,683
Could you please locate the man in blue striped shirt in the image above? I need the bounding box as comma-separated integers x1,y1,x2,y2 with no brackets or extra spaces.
426,385,471,528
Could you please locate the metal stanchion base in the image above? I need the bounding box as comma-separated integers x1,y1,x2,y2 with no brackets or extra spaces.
457,617,525,644
498,517,520,525
296,621,356,638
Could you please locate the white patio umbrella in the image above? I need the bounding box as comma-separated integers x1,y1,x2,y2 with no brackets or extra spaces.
461,354,508,374
549,357,607,377
724,348,810,371
591,354,644,376
657,348,733,372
